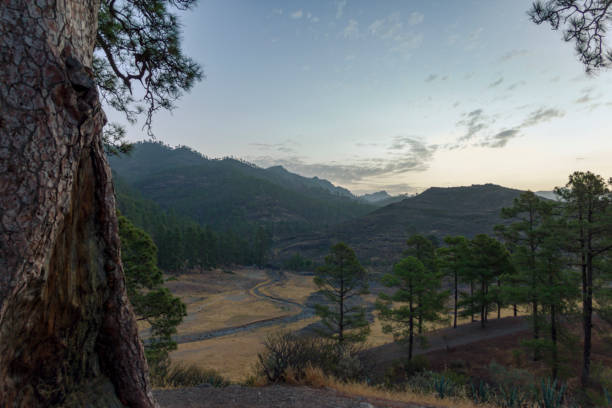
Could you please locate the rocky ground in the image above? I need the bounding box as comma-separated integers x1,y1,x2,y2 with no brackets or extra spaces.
154,384,434,408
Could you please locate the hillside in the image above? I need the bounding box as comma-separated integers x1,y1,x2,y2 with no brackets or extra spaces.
109,142,376,235
276,184,524,264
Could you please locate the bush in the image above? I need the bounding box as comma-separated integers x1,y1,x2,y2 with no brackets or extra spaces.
488,361,534,388
255,331,368,384
151,362,230,388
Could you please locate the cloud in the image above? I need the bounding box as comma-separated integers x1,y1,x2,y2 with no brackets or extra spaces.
368,18,386,36
408,12,424,25
250,137,437,187
336,0,347,19
466,27,484,50
506,81,526,91
486,129,520,148
425,74,438,82
457,109,490,142
272,8,283,15
365,13,424,54
575,88,599,104
290,10,303,19
520,108,564,127
499,49,529,62
454,106,565,149
343,19,360,39
488,77,504,88
250,140,300,154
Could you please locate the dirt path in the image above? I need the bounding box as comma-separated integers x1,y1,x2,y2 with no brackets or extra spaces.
154,384,435,408
172,270,315,344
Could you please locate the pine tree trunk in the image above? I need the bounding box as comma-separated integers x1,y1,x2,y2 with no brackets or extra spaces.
453,271,458,329
0,2,156,407
551,303,558,380
582,251,593,386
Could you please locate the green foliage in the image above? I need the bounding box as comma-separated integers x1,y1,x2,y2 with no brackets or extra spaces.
555,171,612,385
377,256,447,359
459,234,513,328
537,378,566,408
433,375,454,399
437,236,470,328
282,253,315,271
497,190,580,373
110,141,375,241
115,174,272,270
314,243,370,344
496,385,529,408
118,214,186,371
95,0,202,134
470,380,492,404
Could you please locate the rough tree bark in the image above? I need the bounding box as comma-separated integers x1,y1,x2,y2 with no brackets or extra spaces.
0,1,157,407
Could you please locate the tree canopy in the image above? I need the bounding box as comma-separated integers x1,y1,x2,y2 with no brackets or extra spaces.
95,0,203,141
529,0,612,71
314,243,370,344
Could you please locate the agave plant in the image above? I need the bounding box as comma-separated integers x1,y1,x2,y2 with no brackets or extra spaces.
433,375,454,399
497,385,529,408
470,380,491,404
537,378,566,408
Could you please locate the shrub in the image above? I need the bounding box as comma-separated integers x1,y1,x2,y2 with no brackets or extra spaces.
255,331,368,384
488,361,534,389
151,362,229,388
383,355,431,387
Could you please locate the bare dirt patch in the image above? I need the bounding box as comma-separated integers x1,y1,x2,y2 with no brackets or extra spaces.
154,384,436,408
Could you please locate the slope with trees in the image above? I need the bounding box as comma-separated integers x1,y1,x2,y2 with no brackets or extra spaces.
278,183,525,265
110,141,377,237
377,256,447,360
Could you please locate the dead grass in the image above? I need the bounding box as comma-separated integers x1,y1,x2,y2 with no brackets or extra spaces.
260,271,318,304
274,364,495,408
170,316,320,381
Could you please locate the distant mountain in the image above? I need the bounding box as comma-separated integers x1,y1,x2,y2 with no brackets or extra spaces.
109,142,375,235
276,184,525,265
358,191,408,206
264,165,354,199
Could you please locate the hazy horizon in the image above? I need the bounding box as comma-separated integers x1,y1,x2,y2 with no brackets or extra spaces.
106,0,612,195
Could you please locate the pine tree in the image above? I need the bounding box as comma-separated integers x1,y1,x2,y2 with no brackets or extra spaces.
437,236,470,328
496,191,554,358
405,234,438,333
314,243,370,344
118,214,187,375
377,256,447,360
460,235,512,328
555,171,612,386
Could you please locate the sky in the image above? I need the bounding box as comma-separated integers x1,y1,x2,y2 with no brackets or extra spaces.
108,0,612,195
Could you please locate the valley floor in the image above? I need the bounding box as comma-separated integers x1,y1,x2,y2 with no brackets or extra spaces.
155,269,530,381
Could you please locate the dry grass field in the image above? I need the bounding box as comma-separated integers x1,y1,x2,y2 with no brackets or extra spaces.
163,269,321,380
160,268,530,382
170,317,320,381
